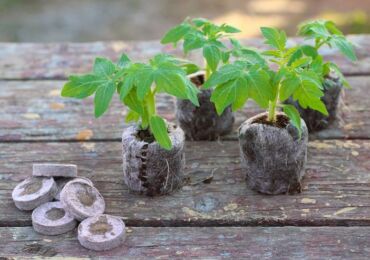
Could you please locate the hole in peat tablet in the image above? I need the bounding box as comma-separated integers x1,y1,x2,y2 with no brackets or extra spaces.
46,208,65,220
76,185,96,207
20,178,43,195
89,216,113,235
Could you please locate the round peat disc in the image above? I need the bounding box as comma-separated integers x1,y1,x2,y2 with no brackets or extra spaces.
60,182,105,221
33,163,77,178
54,177,94,200
12,177,57,211
78,214,126,251
32,201,77,235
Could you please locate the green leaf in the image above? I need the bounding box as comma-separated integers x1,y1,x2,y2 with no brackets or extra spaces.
117,53,131,69
210,76,248,115
149,116,172,150
125,110,140,123
203,44,221,72
203,64,241,89
94,80,116,117
331,36,357,62
135,66,154,100
291,57,312,68
260,27,286,50
119,74,135,101
293,72,328,115
283,104,302,137
155,70,188,99
221,24,241,33
246,68,273,108
183,32,205,53
329,62,350,88
161,23,191,44
192,18,208,27
300,45,318,58
61,74,103,98
93,57,116,77
184,79,200,106
280,74,300,101
123,88,144,115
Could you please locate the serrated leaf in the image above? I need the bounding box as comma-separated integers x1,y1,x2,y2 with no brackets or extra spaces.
192,18,208,27
94,80,116,117
291,57,312,68
161,23,191,44
283,104,302,137
332,36,357,62
149,116,172,150
203,64,241,89
135,67,154,100
183,32,205,53
117,53,131,69
246,68,273,108
280,74,300,101
93,57,116,77
61,74,103,98
123,88,144,115
203,44,221,72
184,79,200,106
155,70,187,99
119,74,135,101
210,76,248,115
260,27,286,50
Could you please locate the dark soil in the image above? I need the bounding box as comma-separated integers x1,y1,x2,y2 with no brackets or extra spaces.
136,129,155,143
252,114,290,128
77,185,96,207
20,178,43,195
89,216,113,235
46,208,65,220
190,73,205,87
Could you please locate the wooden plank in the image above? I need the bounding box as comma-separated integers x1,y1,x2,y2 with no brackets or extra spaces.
1,140,369,227
1,226,369,258
0,76,368,141
0,35,369,80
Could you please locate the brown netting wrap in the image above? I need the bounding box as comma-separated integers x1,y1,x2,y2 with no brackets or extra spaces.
239,112,308,195
176,73,234,140
122,124,185,196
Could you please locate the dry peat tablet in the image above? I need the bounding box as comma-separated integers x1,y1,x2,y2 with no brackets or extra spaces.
60,182,105,221
32,201,77,235
54,177,94,200
33,163,77,177
78,214,126,251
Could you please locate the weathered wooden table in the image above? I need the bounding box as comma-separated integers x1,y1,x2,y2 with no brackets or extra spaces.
1,35,370,259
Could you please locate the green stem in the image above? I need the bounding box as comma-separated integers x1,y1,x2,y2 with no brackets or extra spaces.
140,90,156,130
267,82,282,123
205,60,211,80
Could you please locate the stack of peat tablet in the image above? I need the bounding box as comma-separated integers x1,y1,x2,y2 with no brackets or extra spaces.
12,163,126,251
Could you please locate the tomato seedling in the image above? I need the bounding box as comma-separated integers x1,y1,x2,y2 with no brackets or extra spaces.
161,18,241,79
61,53,199,150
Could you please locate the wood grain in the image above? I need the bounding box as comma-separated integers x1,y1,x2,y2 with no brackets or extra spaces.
1,140,369,227
0,35,369,80
1,226,369,258
0,76,368,142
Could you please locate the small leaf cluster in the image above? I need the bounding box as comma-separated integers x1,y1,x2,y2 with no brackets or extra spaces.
161,18,241,77
62,53,199,150
205,20,356,136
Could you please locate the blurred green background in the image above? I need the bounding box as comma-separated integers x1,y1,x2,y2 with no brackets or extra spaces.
0,0,369,42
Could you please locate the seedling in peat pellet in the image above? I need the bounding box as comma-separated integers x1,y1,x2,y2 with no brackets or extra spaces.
161,18,241,140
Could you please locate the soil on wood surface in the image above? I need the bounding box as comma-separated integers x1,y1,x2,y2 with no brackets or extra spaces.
136,129,155,143
76,185,97,207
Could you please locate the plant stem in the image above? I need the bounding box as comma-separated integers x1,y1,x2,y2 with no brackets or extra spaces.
205,60,211,80
267,82,281,123
140,90,156,130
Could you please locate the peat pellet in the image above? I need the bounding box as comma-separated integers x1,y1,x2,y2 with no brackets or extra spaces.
78,214,126,251
32,201,77,235
60,182,105,221
12,177,57,211
54,177,94,200
33,163,77,177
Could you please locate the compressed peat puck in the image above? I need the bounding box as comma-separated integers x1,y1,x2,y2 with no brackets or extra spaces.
78,214,126,251
12,177,57,210
33,163,77,177
60,182,105,221
32,201,77,235
54,177,94,200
